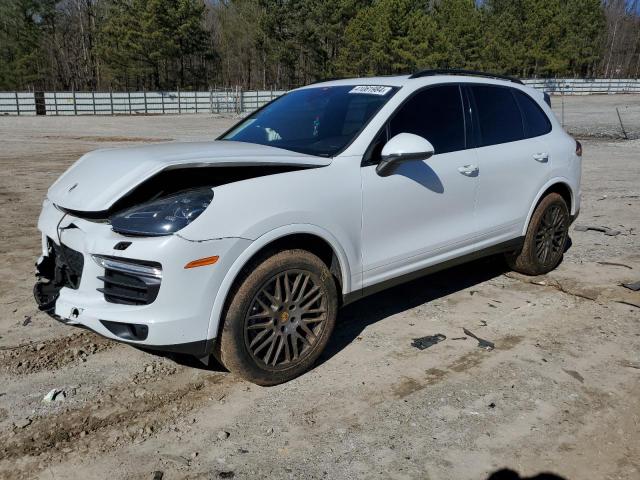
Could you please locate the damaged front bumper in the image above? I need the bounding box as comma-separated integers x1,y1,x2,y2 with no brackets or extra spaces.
34,239,83,315
34,198,251,357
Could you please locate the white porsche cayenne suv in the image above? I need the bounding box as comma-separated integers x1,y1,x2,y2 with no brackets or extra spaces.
34,70,582,385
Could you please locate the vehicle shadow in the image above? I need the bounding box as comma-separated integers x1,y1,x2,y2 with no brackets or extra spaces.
156,234,575,375
395,160,445,192
486,469,568,480
316,254,509,367
160,254,509,374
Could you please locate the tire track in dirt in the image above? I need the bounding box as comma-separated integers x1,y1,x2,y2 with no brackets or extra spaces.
0,331,115,375
2,367,238,478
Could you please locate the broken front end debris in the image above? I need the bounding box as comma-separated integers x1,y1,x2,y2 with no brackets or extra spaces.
33,237,84,315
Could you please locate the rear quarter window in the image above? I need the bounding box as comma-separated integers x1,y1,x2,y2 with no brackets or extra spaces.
513,90,552,138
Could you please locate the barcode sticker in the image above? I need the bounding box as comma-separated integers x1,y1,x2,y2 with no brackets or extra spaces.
348,85,393,96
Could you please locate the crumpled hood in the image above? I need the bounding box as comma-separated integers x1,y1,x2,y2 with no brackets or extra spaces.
47,140,331,212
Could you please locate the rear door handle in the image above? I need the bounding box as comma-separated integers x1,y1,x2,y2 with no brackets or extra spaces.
458,165,479,176
533,153,549,163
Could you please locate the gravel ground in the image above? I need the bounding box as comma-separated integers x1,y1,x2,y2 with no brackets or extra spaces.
0,96,638,480
551,93,640,139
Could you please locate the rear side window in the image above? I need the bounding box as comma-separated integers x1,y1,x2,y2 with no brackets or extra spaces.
513,90,552,138
471,85,524,146
389,85,465,155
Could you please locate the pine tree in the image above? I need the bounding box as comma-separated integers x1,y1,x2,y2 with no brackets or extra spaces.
98,0,210,89
335,0,433,76
479,0,529,75
429,0,483,70
0,0,632,91
0,0,56,90
563,0,606,77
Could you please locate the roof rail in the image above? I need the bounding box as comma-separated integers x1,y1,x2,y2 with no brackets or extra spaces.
409,69,524,85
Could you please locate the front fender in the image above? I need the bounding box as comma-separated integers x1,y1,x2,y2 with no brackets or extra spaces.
205,224,353,342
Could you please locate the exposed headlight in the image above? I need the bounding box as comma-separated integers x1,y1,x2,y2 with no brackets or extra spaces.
110,188,214,236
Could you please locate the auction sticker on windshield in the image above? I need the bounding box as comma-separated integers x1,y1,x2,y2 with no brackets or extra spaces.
349,85,393,95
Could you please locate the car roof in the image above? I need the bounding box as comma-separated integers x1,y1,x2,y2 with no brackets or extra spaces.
297,73,544,102
298,75,411,89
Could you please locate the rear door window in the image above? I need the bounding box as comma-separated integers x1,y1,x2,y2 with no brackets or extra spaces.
471,85,524,146
388,85,466,155
513,90,552,138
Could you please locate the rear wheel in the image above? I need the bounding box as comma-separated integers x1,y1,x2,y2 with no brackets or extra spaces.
506,192,569,275
216,249,338,386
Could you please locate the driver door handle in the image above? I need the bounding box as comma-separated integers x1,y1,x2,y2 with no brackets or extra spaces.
458,164,479,176
533,153,549,163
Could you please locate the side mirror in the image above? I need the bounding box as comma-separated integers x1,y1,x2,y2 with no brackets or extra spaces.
376,133,435,177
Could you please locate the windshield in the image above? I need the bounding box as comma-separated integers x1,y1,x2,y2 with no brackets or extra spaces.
220,85,398,157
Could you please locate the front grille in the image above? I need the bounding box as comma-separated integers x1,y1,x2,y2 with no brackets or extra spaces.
96,257,161,306
49,238,84,289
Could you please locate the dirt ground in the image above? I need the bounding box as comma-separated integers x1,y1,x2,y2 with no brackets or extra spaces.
0,96,638,480
553,93,640,139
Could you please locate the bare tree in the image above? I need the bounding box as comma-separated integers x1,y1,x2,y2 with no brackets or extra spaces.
601,0,640,77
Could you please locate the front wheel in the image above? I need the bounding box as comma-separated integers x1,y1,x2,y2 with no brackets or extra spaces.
216,249,338,386
506,192,570,276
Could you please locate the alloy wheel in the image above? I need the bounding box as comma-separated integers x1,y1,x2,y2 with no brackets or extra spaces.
534,204,568,266
244,270,328,370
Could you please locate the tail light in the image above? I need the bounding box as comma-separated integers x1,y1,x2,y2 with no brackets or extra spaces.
575,140,582,157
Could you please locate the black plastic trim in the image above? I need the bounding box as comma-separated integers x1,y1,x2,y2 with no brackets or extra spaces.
133,338,215,357
51,315,215,357
98,287,148,303
570,208,580,225
101,320,149,341
343,237,525,305
463,84,482,148
461,84,480,149
56,205,111,221
97,258,162,306
98,275,147,291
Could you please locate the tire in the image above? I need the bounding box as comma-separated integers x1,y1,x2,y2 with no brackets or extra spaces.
215,249,338,386
505,192,570,276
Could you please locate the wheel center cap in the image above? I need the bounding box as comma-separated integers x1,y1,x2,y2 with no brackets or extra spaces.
280,311,290,323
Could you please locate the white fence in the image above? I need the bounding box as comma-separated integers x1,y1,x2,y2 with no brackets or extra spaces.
0,89,286,116
1,79,639,116
522,78,640,95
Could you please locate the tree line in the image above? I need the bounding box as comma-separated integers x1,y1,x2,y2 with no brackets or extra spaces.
1,0,639,92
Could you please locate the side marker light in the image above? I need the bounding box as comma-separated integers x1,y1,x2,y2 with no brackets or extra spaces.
184,256,219,269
